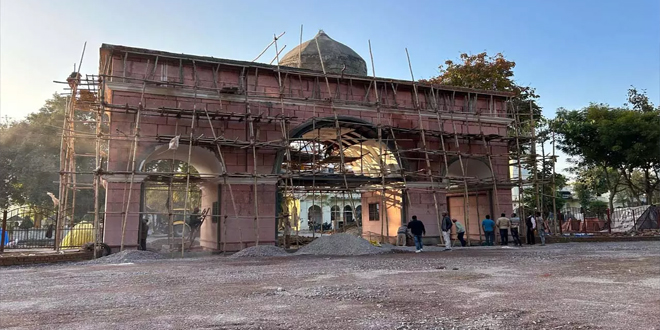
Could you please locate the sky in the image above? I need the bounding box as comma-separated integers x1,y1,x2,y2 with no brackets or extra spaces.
1,0,659,175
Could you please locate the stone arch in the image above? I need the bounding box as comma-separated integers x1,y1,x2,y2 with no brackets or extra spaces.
273,116,408,175
442,156,492,181
343,205,354,222
330,205,341,221
138,144,222,178
308,205,322,226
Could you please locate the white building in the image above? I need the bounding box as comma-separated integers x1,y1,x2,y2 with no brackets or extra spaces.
296,192,361,231
510,165,531,213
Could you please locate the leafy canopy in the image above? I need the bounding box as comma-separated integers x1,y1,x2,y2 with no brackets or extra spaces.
554,88,660,204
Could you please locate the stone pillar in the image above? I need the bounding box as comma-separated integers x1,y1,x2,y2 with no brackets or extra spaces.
199,182,219,250
102,175,147,251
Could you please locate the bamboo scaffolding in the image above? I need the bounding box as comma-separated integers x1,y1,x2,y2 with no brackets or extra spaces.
56,37,542,255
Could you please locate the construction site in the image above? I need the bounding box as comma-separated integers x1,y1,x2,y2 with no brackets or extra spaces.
0,27,659,330
47,30,554,255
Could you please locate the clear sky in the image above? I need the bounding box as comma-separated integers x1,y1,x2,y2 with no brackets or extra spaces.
1,0,659,174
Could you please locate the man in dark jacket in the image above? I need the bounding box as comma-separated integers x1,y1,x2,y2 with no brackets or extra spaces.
407,215,426,253
441,212,453,251
138,218,149,251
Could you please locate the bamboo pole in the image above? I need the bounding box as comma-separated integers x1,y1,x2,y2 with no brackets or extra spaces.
405,49,442,245
530,100,541,214
207,62,240,253
552,128,559,235
370,41,389,243
448,92,472,246
119,81,146,251
475,102,501,217
513,102,527,242
313,34,361,239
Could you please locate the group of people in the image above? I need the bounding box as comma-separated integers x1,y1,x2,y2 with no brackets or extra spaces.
397,211,550,251
480,211,549,246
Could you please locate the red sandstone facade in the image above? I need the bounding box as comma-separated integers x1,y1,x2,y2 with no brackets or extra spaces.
99,44,513,251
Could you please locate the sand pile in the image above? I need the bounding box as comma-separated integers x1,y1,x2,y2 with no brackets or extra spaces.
230,245,290,258
296,233,391,256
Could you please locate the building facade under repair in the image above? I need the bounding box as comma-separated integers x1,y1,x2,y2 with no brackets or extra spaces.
60,31,518,251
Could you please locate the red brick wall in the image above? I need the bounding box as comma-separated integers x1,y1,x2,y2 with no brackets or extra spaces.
102,50,512,251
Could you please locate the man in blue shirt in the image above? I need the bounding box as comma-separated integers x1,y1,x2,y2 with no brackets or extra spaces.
482,215,496,246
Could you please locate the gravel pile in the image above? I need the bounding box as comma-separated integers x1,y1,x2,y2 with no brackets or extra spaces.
88,250,164,264
296,233,392,256
230,245,290,258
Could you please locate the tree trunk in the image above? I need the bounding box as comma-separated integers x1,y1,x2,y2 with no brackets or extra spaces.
644,169,653,205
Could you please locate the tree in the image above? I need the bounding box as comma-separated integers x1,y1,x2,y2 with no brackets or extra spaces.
19,217,34,229
522,168,568,216
554,88,660,205
422,52,542,126
0,94,99,217
425,52,570,217
570,166,624,211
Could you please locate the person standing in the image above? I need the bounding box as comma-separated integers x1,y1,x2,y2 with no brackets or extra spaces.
526,213,536,245
495,213,511,246
407,215,426,253
481,215,496,246
397,224,408,246
509,213,522,246
452,218,466,247
536,211,548,246
441,212,453,251
138,217,149,251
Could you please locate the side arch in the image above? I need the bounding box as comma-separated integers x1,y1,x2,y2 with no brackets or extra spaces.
138,144,223,178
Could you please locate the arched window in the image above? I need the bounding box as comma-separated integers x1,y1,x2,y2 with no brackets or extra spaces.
308,205,322,225
330,205,341,221
355,205,362,223
344,205,353,222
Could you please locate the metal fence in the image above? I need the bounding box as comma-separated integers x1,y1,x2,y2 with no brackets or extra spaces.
558,205,660,235
1,206,62,251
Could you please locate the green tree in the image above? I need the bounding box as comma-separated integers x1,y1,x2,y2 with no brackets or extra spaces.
0,94,99,217
587,200,608,218
422,52,541,126
425,52,570,217
570,166,624,211
554,88,660,205
19,217,34,229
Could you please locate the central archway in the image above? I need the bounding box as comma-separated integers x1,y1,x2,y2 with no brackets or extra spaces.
275,116,407,240
138,144,223,250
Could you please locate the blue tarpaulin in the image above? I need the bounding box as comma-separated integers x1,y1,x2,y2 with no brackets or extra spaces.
0,229,8,245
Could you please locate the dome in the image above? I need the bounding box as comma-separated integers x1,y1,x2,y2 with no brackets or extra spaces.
279,30,368,76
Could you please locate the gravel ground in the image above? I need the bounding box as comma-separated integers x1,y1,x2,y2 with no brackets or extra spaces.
86,250,164,264
296,233,392,256
1,241,659,329
231,245,290,258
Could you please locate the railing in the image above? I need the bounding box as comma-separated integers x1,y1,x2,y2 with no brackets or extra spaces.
0,206,91,252
559,205,660,235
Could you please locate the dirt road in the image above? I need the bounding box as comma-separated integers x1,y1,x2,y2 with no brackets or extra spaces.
1,241,658,329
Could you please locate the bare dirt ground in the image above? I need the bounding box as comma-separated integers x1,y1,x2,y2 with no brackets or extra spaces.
1,241,659,330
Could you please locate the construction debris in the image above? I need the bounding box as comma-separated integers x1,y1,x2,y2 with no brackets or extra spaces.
87,250,164,264
230,245,290,258
296,233,392,256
